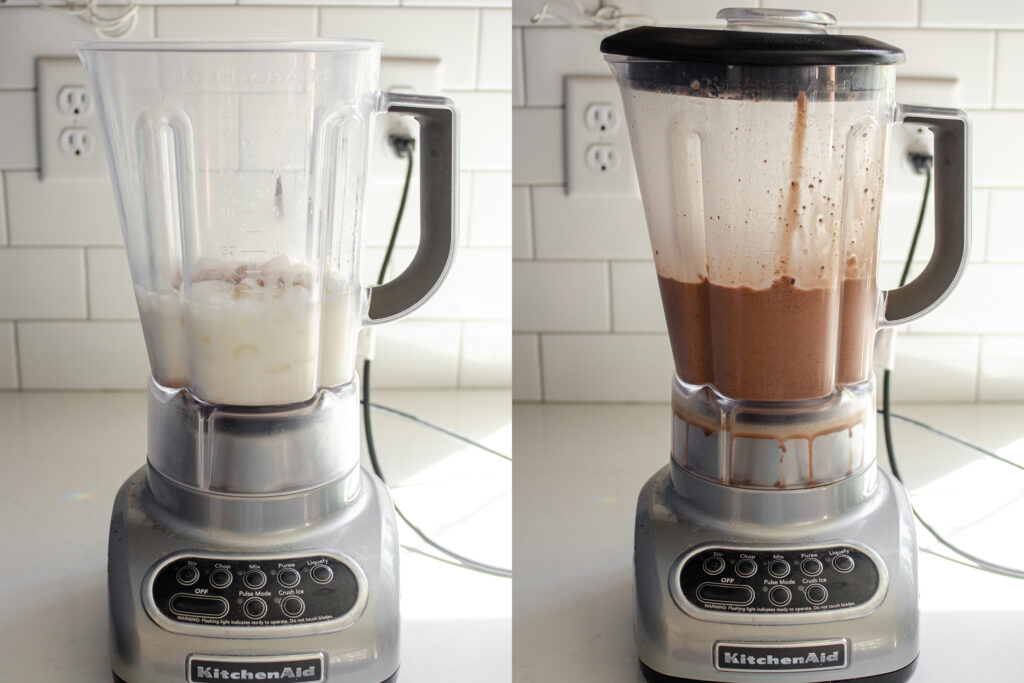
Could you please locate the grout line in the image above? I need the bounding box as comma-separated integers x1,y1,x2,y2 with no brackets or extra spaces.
525,185,536,258
0,172,8,246
991,31,999,109
11,321,21,390
975,335,984,401
473,8,484,90
534,332,545,402
606,260,614,332
917,0,923,29
454,320,465,388
313,4,321,36
81,247,90,319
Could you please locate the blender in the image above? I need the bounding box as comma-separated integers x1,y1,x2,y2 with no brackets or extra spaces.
601,8,969,682
76,40,457,683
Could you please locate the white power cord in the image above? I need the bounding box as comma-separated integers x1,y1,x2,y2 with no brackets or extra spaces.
530,0,655,34
33,0,138,39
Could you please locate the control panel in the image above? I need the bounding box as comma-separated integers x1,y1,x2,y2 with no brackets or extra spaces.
150,554,360,629
678,545,879,615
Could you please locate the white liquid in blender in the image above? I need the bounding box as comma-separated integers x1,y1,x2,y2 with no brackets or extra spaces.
136,255,359,406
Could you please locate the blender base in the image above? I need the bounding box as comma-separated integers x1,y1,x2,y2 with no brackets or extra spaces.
639,658,918,683
635,464,919,683
112,672,401,683
108,465,400,683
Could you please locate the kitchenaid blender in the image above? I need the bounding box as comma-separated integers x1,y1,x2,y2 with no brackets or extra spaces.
76,40,457,683
602,9,970,682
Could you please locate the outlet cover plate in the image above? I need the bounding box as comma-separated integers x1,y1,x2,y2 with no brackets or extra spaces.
373,57,443,174
37,57,108,182
565,75,638,197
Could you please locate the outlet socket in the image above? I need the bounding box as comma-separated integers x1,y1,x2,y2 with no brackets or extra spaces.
565,75,638,197
37,57,107,182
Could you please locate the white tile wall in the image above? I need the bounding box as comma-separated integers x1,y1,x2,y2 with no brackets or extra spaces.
0,7,154,89
514,0,1024,403
921,0,1024,29
86,248,136,320
17,321,149,390
0,2,510,392
0,323,17,389
511,333,540,400
513,260,609,331
541,334,672,402
979,336,1024,401
5,172,121,246
766,0,918,27
479,10,513,90
320,8,479,89
460,320,512,386
0,93,37,170
0,249,87,320
511,186,532,259
155,6,317,38
986,190,1024,262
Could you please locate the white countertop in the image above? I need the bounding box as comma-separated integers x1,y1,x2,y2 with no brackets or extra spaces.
0,389,511,683
513,402,1024,683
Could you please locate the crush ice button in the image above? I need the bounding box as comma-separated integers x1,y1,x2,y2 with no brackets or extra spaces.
805,583,829,605
281,595,306,618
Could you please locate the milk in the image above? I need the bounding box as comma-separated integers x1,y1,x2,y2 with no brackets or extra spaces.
135,255,360,406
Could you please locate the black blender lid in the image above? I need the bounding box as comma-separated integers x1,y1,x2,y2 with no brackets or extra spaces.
600,12,904,67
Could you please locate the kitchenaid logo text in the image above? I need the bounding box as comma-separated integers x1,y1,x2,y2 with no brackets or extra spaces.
188,656,323,683
715,642,847,672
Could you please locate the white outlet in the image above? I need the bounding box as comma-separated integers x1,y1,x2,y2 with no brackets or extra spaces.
565,75,638,197
37,57,107,182
376,57,443,164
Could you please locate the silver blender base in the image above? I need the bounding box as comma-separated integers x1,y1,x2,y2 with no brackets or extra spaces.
635,463,919,682
109,465,400,683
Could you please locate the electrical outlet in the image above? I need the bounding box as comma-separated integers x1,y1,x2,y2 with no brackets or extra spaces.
565,75,638,197
375,57,443,167
37,57,107,182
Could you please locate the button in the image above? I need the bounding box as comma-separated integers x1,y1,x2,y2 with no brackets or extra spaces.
696,583,755,606
209,569,233,589
169,594,229,619
277,568,301,588
701,556,726,576
243,570,267,590
734,559,757,578
805,584,829,605
768,560,791,578
281,596,306,618
243,597,268,620
176,566,199,586
832,554,855,573
310,564,334,584
768,585,792,607
800,558,824,577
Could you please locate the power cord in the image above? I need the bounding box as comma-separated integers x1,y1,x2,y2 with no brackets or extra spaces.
361,134,512,580
32,0,139,38
881,153,1024,580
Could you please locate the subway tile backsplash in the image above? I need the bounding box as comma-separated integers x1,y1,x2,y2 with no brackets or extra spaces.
0,2,510,391
514,0,1024,403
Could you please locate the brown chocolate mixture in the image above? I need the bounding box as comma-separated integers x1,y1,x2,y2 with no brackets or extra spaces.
658,275,877,401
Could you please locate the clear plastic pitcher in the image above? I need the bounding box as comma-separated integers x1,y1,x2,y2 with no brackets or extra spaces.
602,9,970,488
603,10,969,402
76,40,456,407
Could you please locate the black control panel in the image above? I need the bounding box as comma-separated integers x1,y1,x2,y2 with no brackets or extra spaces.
679,546,879,615
151,555,359,628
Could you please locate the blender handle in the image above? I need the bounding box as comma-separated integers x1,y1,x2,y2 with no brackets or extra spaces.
366,92,459,324
881,105,971,327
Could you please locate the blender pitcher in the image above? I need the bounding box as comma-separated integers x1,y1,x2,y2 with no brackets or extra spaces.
76,40,456,408
603,10,969,489
76,40,455,683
